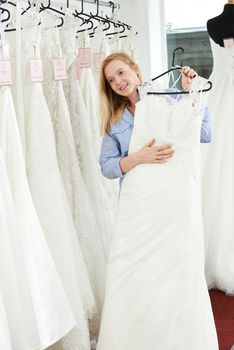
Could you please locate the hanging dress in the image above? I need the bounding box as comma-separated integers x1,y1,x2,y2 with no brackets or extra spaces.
61,27,107,315
21,28,96,350
0,291,12,350
41,28,105,336
0,83,75,350
78,32,117,257
97,79,219,350
202,38,234,294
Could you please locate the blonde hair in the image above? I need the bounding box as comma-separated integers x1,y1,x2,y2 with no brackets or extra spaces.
99,51,142,135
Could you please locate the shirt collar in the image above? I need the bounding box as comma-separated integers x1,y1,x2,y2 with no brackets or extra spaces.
122,107,134,126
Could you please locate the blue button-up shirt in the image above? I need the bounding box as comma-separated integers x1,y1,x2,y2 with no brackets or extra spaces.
99,106,212,180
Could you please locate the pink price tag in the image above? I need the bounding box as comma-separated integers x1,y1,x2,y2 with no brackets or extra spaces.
29,58,43,82
223,38,234,48
94,52,106,72
79,48,91,68
76,56,80,80
0,59,12,86
53,57,67,81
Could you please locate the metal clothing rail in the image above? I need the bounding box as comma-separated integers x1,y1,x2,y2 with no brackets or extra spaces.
73,0,120,11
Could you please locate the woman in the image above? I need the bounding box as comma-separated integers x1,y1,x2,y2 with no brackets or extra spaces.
97,52,218,350
99,52,212,183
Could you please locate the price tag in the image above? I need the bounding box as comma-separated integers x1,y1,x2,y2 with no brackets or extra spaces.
53,57,67,80
79,48,91,68
29,58,43,82
0,59,12,86
94,52,106,72
223,38,234,48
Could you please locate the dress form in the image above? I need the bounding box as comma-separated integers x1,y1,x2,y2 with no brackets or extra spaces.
207,1,234,47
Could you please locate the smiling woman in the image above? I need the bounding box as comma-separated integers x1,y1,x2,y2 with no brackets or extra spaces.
96,51,218,350
99,52,143,134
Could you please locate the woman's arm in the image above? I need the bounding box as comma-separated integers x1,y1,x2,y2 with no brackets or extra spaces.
99,134,174,179
120,139,174,174
99,133,124,179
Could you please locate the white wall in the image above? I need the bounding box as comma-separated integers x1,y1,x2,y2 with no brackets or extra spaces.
117,0,166,80
165,0,225,29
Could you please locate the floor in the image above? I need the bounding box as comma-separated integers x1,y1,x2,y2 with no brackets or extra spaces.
210,289,234,350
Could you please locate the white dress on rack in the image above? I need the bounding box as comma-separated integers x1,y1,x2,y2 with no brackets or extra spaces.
202,38,234,294
61,28,107,317
78,33,117,258
21,30,96,350
97,79,218,350
0,86,76,350
79,33,102,157
0,291,12,350
42,31,104,334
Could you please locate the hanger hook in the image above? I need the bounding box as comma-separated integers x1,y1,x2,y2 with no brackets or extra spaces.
108,1,115,14
80,0,84,14
0,7,10,22
41,0,50,9
90,0,99,17
172,46,184,67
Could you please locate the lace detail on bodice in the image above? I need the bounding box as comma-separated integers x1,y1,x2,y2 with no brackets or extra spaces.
130,78,209,179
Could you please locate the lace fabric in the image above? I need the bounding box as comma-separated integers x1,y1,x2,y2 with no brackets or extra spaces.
97,82,218,350
61,28,117,337
22,28,95,349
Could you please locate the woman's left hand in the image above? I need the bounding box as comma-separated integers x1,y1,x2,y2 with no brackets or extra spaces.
180,66,198,91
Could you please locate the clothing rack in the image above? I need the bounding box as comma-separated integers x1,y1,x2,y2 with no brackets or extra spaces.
0,0,120,11
73,0,120,11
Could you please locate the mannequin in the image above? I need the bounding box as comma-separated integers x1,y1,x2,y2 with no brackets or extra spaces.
201,0,234,294
207,0,234,46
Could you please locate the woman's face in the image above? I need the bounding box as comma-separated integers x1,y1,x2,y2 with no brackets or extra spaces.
104,59,141,98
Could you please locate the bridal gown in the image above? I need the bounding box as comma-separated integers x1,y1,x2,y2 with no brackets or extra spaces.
62,28,117,251
202,38,234,294
41,29,105,336
0,85,76,350
61,28,106,312
0,291,12,350
21,30,96,350
97,79,218,350
78,33,117,258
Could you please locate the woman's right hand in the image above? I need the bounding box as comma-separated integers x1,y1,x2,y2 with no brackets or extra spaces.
135,139,174,164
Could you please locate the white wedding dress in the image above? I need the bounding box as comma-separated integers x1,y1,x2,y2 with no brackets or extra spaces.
41,28,114,340
202,38,234,294
62,28,107,309
97,80,218,350
0,291,12,350
0,86,76,350
78,34,117,260
22,35,96,350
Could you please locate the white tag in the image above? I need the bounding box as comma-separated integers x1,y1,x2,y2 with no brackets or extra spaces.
53,57,67,80
29,58,43,82
0,59,12,85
